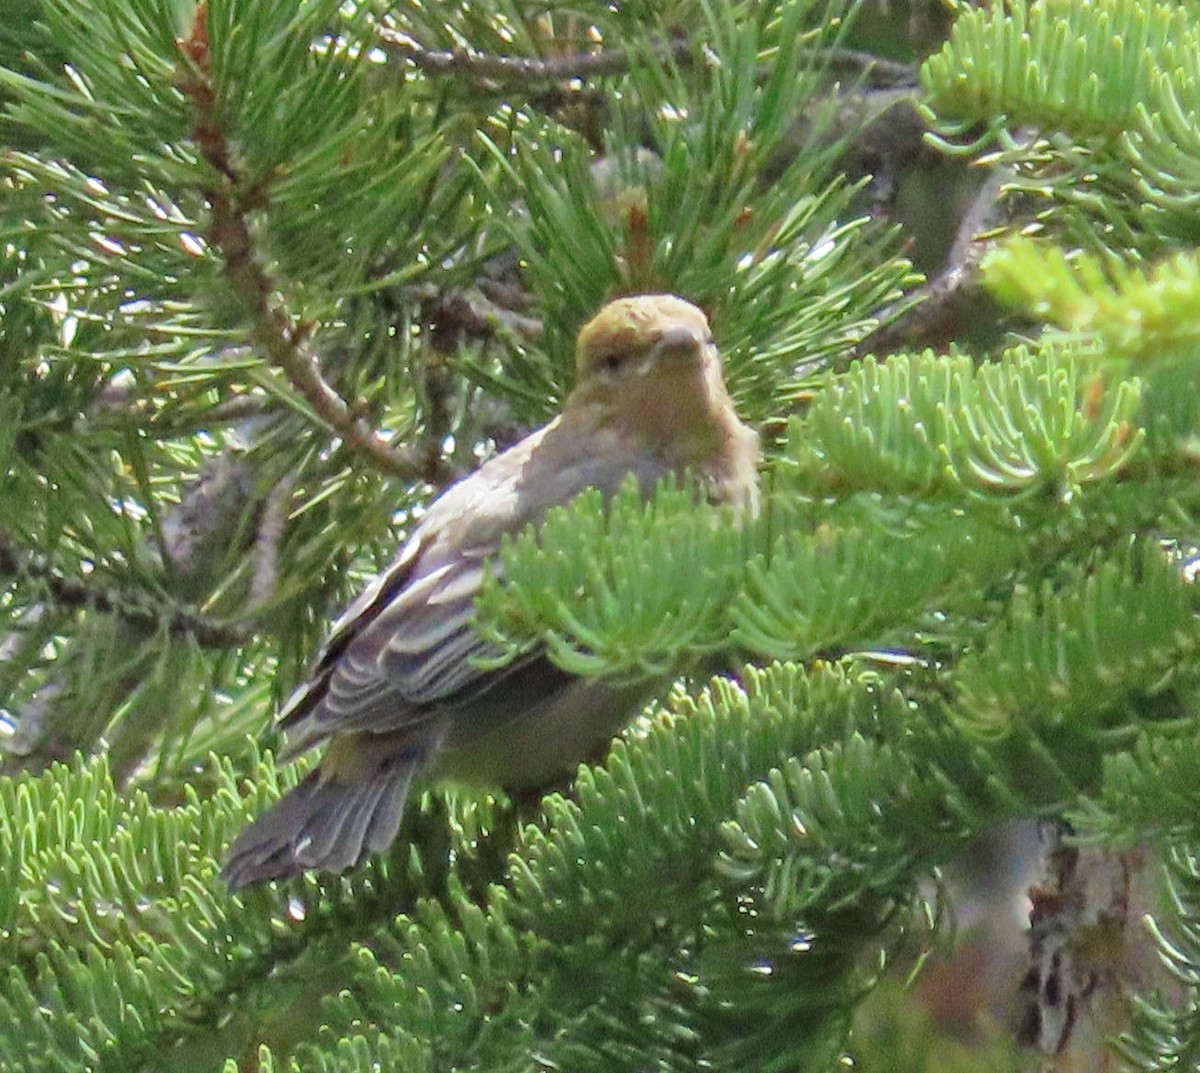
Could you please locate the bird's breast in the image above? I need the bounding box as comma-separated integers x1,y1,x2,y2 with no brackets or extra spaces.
434,675,654,788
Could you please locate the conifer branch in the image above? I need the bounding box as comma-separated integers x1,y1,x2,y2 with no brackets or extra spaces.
854,166,1014,357
379,25,914,90
175,4,438,483
377,25,693,84
0,533,252,649
93,382,272,435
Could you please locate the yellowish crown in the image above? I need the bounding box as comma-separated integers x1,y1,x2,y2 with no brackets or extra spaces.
576,294,710,376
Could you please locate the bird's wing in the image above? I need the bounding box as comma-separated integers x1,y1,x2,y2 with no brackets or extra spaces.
278,432,677,756
275,529,532,753
276,532,421,729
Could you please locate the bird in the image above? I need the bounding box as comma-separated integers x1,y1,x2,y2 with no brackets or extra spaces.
222,293,760,889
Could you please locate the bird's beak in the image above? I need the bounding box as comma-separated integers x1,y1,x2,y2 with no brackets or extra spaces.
645,323,708,370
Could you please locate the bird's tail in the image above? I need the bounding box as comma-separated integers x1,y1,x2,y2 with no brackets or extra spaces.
222,755,417,890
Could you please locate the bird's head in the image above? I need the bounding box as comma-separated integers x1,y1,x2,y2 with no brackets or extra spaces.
567,294,740,451
574,293,716,386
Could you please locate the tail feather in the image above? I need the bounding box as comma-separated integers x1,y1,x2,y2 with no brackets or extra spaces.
295,777,386,874
222,757,417,890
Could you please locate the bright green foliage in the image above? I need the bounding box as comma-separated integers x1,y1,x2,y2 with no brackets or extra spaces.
915,0,1200,1067
922,0,1200,250
475,480,752,679
0,668,940,1072
983,235,1200,460
504,662,920,1072
954,542,1200,740
0,749,501,1072
1077,731,1200,846
796,345,1143,495
723,733,944,914
921,0,1184,137
984,238,1200,361
1118,846,1200,1071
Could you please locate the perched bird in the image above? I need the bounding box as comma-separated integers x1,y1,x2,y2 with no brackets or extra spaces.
223,294,759,889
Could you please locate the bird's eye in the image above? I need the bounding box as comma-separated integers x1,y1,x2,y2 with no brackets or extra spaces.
600,353,623,373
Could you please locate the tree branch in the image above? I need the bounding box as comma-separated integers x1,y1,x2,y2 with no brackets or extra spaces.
377,25,693,84
175,5,442,482
853,166,1015,358
821,48,917,88
93,380,274,437
1018,822,1159,1066
0,532,252,649
379,24,915,92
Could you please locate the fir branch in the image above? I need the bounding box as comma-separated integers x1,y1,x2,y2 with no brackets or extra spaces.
174,5,437,483
0,532,251,650
920,0,1188,139
1118,845,1200,1071
984,239,1200,360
